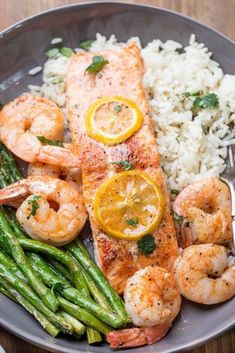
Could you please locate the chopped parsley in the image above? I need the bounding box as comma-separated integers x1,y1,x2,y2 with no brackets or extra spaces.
193,93,219,111
51,282,70,295
111,160,133,171
137,234,156,255
27,195,41,219
173,212,184,224
79,39,94,50
126,218,138,227
182,91,202,98
45,48,60,59
51,77,63,84
171,189,179,196
60,47,74,57
45,47,73,59
114,104,122,113
37,136,64,147
85,56,109,74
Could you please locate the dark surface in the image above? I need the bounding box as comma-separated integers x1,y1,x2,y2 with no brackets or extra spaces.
0,2,235,353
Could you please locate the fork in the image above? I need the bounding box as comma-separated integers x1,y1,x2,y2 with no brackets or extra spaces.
220,145,235,250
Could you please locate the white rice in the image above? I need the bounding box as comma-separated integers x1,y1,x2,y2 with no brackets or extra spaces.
29,33,235,190
28,66,42,76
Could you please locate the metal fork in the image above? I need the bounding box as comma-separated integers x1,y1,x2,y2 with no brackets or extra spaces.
220,145,235,249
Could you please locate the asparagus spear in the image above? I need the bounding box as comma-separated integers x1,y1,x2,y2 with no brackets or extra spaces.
58,297,110,335
0,249,28,284
29,253,102,343
67,240,129,322
86,326,102,344
25,249,124,328
0,143,22,182
0,277,60,337
47,257,73,283
0,256,72,334
16,236,89,295
59,311,85,336
0,283,16,302
0,207,59,312
27,254,111,336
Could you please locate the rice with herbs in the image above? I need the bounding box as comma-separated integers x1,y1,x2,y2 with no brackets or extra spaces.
29,33,235,190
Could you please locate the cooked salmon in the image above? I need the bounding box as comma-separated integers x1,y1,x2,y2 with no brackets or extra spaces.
66,43,179,294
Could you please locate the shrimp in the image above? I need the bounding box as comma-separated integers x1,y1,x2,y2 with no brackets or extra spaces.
0,176,87,246
174,244,235,304
28,144,82,192
107,266,181,349
173,177,232,248
0,95,81,168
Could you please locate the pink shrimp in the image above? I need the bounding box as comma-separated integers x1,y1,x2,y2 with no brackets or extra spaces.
173,177,232,247
107,265,181,348
0,95,81,168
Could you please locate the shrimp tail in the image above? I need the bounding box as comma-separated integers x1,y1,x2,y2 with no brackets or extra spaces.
0,181,29,208
107,324,170,349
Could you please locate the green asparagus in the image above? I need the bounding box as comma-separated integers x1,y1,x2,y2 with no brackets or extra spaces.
0,257,72,334
58,297,111,335
0,143,22,181
0,207,59,312
67,240,129,322
59,311,85,336
0,277,60,337
24,249,124,328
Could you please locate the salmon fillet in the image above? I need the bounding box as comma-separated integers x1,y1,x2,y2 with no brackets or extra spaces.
66,43,179,294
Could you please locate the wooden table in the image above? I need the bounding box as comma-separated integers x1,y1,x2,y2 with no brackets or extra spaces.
0,0,234,352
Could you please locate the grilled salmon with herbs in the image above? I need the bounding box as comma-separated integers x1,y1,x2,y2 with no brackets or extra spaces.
66,43,179,294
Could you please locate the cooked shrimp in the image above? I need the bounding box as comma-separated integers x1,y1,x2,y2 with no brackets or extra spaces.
174,244,235,304
107,325,170,349
0,95,80,168
0,176,87,246
28,162,83,193
173,177,232,247
107,266,181,348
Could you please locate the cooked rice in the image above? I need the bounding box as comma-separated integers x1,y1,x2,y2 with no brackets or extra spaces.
29,33,235,190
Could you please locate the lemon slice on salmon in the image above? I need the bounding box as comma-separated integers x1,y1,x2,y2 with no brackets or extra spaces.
85,96,143,145
94,170,165,241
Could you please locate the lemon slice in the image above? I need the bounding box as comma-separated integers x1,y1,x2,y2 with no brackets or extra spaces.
85,96,143,145
94,170,165,241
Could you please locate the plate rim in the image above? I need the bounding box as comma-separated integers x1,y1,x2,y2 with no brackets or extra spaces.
0,1,234,352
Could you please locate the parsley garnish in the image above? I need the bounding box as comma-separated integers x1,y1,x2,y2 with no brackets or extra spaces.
45,48,59,59
51,282,70,295
60,47,74,57
51,77,63,84
45,47,73,59
27,195,41,219
37,136,64,147
111,160,133,171
171,189,179,195
126,218,138,227
173,212,184,224
114,104,122,113
85,56,109,74
182,91,203,98
193,93,219,111
137,234,156,255
79,39,94,50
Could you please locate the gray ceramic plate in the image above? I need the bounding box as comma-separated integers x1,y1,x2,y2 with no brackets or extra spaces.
0,2,234,352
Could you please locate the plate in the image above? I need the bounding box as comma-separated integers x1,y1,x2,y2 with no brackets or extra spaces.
0,2,234,352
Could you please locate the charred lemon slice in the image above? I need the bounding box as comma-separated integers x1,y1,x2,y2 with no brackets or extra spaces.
94,170,165,241
85,96,143,145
